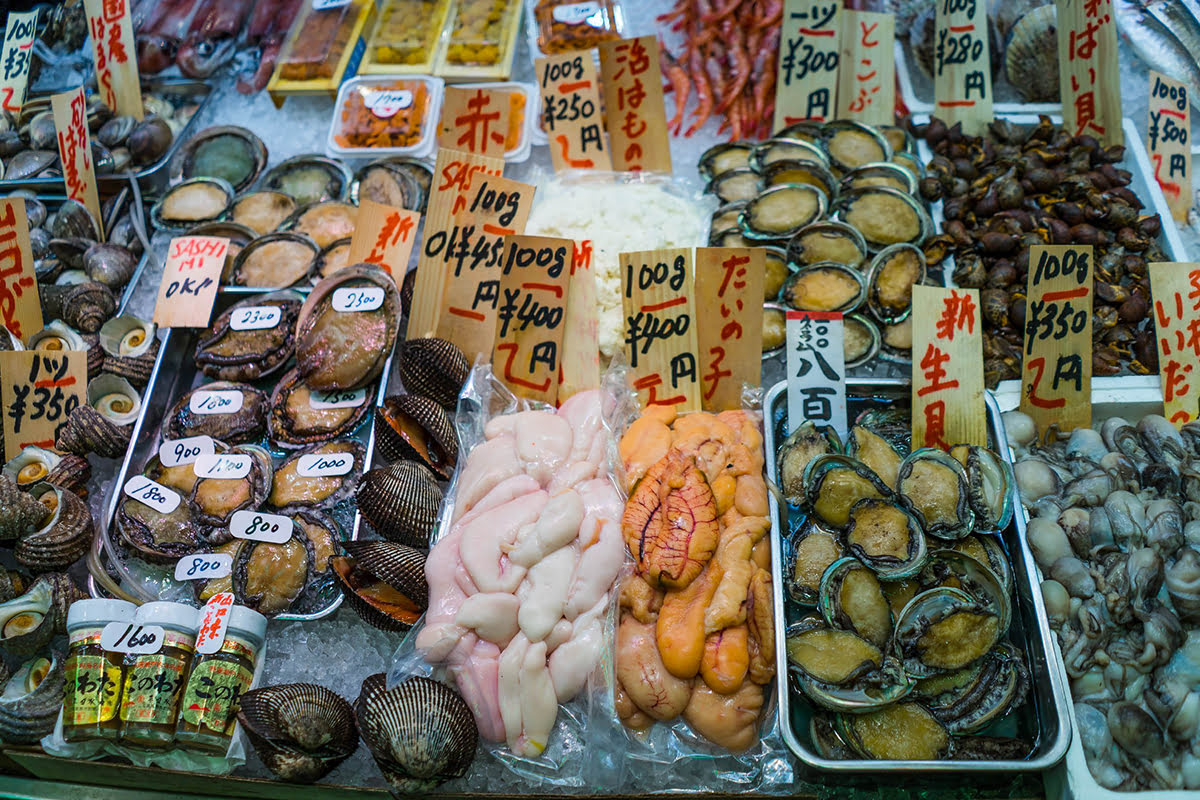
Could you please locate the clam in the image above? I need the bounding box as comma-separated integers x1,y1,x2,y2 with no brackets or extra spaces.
189,444,273,528
96,115,135,148
777,421,841,507
0,651,65,745
285,201,358,249
187,221,257,283
865,244,926,324
333,541,428,631
802,455,891,530
0,476,50,540
230,232,319,289
25,112,56,150
230,191,297,235
55,375,141,459
98,315,159,387
151,177,235,229
781,262,865,313
374,394,458,479
699,142,755,180
893,586,1001,677
353,161,422,210
949,445,1014,534
38,281,115,334
819,557,893,649
171,125,267,191
842,162,918,195
268,368,372,449
48,237,93,269
0,576,70,658
740,184,827,241
753,137,829,171
82,243,137,290
194,291,303,381
3,446,90,495
786,521,844,605
845,499,927,580
116,489,204,563
357,460,443,547
707,167,761,204
786,221,867,269
128,115,173,164
835,702,952,760
835,187,932,251
15,483,93,570
238,683,359,783
232,528,313,615
897,448,975,541
822,121,891,174
163,381,269,444
309,238,354,282
914,642,1028,734
49,200,100,241
6,150,56,179
269,440,364,510
260,155,353,205
761,159,838,196
397,338,470,410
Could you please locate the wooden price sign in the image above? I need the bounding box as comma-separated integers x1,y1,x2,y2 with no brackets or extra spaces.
83,0,143,119
1020,245,1094,434
598,36,671,172
911,285,987,450
836,10,895,126
439,86,511,159
51,87,103,234
0,11,37,114
621,248,699,411
536,49,613,172
560,240,600,400
1149,262,1200,426
694,248,764,413
1056,0,1122,147
785,311,847,438
774,0,841,130
0,198,41,344
1147,71,1191,223
0,349,86,461
346,199,420,276
933,0,992,136
152,236,230,328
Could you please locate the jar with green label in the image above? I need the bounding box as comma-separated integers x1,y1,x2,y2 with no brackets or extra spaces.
175,605,267,754
63,598,137,742
118,601,198,749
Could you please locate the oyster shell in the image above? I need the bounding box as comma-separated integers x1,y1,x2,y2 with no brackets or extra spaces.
0,651,65,744
189,444,274,528
194,291,303,381
333,540,428,631
374,394,459,479
269,440,364,510
268,368,372,448
778,421,841,507
238,683,359,783
261,155,353,205
229,232,319,289
357,460,443,547
0,475,51,540
163,382,269,444
38,281,115,334
286,202,357,249
897,448,975,541
230,191,297,235
151,177,235,229
396,337,470,410
15,483,93,570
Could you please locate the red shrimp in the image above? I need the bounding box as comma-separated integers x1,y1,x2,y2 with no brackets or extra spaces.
660,44,692,136
686,45,714,137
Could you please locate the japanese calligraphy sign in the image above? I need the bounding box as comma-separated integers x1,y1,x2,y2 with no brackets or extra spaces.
785,311,846,438
439,87,511,159
695,248,764,412
152,236,229,328
1020,245,1094,434
0,11,37,114
492,235,572,405
195,592,234,655
621,248,699,411
1056,0,1122,147
560,240,601,399
51,88,103,233
598,36,671,173
933,0,992,136
1147,71,1191,223
1,349,86,461
911,285,986,450
836,10,895,126
346,199,420,276
1149,262,1200,426
774,1,840,130
0,198,41,344
84,0,143,119
536,50,613,172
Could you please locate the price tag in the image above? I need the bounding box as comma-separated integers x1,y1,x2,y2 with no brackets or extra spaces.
0,350,86,461
536,50,612,172
313,0,352,8
174,552,234,581
932,0,992,136
911,286,987,448
309,387,367,409
1149,262,1200,426
774,0,841,129
439,87,511,159
599,36,671,172
695,248,764,413
1147,71,1191,223
366,89,414,118
347,199,420,276
836,10,895,126
785,312,846,438
230,510,293,544
1019,245,1093,434
1056,0,1121,147
229,305,283,331
0,11,37,114
332,286,385,312
0,198,42,343
83,0,142,119
554,2,602,24
188,389,244,415
158,435,216,467
195,592,235,655
621,248,699,411
297,452,355,477
193,453,252,480
153,237,229,329
100,622,165,655
51,87,103,236
560,240,601,398
122,476,182,514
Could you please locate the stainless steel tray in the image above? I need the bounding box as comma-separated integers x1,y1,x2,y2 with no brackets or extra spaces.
765,378,1072,773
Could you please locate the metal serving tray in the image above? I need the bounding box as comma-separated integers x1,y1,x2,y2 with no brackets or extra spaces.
765,378,1072,773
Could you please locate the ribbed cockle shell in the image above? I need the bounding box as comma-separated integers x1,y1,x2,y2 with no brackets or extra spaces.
357,460,443,548
238,682,358,783
397,338,469,410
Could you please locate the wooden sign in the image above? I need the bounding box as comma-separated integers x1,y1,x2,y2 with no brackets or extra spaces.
911,285,987,449
774,0,841,130
1147,71,1191,223
346,199,420,276
560,240,600,399
439,86,511,159
933,0,992,136
621,247,699,411
1056,0,1122,147
785,311,847,438
0,199,41,344
152,237,229,329
0,11,37,114
536,50,613,172
836,10,895,126
0,349,86,461
433,173,535,363
1020,245,1093,434
598,36,671,172
407,148,505,340
1149,262,1200,426
84,0,143,119
695,248,764,412
51,87,103,233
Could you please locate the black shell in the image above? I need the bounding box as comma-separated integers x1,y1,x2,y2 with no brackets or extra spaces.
238,683,358,783
38,281,116,334
397,338,470,409
55,404,131,459
333,541,428,632
374,394,458,479
163,382,269,444
0,476,51,541
268,368,372,449
357,460,442,548
102,344,160,388
193,293,302,381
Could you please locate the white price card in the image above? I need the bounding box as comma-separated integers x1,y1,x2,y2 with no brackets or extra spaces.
332,287,385,312
308,387,367,409
122,476,181,514
553,2,602,24
158,435,215,467
229,305,282,331
100,622,165,655
785,311,847,439
367,90,414,118
189,390,244,415
193,453,252,480
297,452,355,477
230,510,293,544
312,0,351,8
174,552,234,581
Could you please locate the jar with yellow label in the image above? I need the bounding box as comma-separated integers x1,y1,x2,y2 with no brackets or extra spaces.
175,605,267,754
62,598,137,742
118,602,198,749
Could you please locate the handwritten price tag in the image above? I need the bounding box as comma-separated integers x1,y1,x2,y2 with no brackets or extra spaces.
599,36,671,172
309,387,367,409
536,50,612,172
554,2,602,24
786,312,847,437
933,0,992,136
100,622,165,655
188,389,243,415
347,199,420,276
193,453,252,480
83,0,142,119
1148,71,1191,223
123,476,182,514
230,510,293,544
0,198,42,343
367,89,414,118
560,241,601,399
1149,262,1200,426
51,87,103,234
153,236,229,328
0,11,37,115
836,10,895,126
229,305,283,331
332,287,385,312
195,592,234,655
621,248,699,411
313,0,352,8
695,248,764,413
174,552,233,581
911,285,987,449
440,87,511,159
1,350,86,461
1057,0,1122,147
158,435,216,467
297,452,355,477
775,0,841,128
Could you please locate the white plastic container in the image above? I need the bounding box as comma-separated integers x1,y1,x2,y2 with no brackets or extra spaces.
327,74,445,160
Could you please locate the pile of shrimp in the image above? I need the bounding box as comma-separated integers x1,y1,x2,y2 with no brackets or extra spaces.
658,0,783,141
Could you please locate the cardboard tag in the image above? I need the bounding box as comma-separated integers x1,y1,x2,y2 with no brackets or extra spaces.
560,240,601,399
621,248,699,411
836,10,895,126
0,350,85,461
439,87,511,159
1056,0,1122,147
51,88,103,233
297,451,355,477
332,286,385,312
83,0,143,119
694,248,764,413
195,592,235,655
346,199,420,276
174,552,233,582
122,476,182,515
536,50,613,172
433,173,535,362
774,0,841,129
100,622,165,655
309,387,367,408
0,198,41,343
188,389,244,415
1149,262,1200,426
933,0,992,136
229,306,283,331
1148,71,1191,223
1020,245,1094,434
192,453,252,480
158,435,215,467
911,285,987,449
230,510,293,544
599,36,671,172
785,311,847,438
492,234,572,405
153,237,229,328
0,11,37,114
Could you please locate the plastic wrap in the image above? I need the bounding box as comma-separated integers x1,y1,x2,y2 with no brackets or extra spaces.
277,0,362,81
329,75,444,158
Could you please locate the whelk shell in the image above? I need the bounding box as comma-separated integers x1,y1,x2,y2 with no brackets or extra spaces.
16,483,94,570
0,651,64,744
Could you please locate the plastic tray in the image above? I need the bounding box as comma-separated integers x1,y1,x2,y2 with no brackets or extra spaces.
327,74,445,160
434,0,525,82
523,0,625,63
449,81,538,162
895,39,1062,117
360,0,454,75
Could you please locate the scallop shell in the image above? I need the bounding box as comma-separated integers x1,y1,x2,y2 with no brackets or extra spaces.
15,483,94,571
1003,5,1060,104
333,541,428,632
0,651,64,744
268,368,372,449
357,460,443,548
238,683,359,783
0,476,51,541
397,338,470,410
374,394,458,479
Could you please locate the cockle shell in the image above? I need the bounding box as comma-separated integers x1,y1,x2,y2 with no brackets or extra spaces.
357,460,443,548
332,541,427,632
373,394,458,479
397,338,470,410
238,683,358,783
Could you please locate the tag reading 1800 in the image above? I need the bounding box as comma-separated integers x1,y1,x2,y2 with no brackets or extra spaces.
230,509,293,544
122,476,181,514
229,305,282,331
332,287,385,312
188,389,244,415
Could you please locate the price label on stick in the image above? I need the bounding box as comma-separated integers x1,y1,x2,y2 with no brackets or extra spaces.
1147,71,1191,223
774,0,841,130
0,350,86,461
599,36,671,172
153,237,229,328
1057,0,1122,147
536,50,612,172
836,10,895,126
559,240,601,399
195,592,235,655
83,0,142,119
785,311,846,438
0,11,38,115
912,285,987,449
230,510,293,544
439,87,511,159
933,0,992,136
695,248,764,413
174,552,233,582
122,476,182,515
0,198,42,343
159,436,215,467
1149,262,1200,426
621,247,699,412
347,199,420,277
51,87,104,235
101,622,165,655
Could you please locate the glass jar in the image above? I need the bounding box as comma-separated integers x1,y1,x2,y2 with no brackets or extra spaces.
62,598,137,742
118,602,198,749
175,605,267,754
